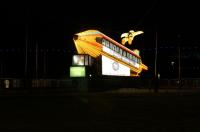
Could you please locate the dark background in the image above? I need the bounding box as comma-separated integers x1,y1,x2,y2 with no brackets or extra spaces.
1,1,200,79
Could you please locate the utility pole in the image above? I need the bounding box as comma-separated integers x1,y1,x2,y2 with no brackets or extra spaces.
178,44,181,81
24,10,30,88
36,42,38,79
155,31,158,79
154,31,158,93
25,24,28,78
178,34,181,88
43,49,46,77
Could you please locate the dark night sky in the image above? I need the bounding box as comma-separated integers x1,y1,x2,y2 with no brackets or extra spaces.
1,1,200,78
3,1,200,48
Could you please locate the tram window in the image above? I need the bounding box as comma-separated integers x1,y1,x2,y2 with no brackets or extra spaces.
102,39,106,46
123,51,126,57
139,59,141,64
112,44,115,51
127,53,130,59
132,56,136,62
109,43,113,49
106,41,109,47
116,46,119,53
132,56,134,61
111,44,114,50
136,58,139,63
120,48,123,55
130,54,133,60
113,45,116,51
96,37,102,44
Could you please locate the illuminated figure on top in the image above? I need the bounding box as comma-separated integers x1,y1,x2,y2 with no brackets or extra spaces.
121,30,144,45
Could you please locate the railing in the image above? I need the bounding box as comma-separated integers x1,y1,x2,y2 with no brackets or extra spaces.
142,78,200,89
1,78,200,90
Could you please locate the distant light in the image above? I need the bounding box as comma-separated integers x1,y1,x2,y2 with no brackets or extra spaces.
157,73,160,79
89,74,92,77
4,80,10,88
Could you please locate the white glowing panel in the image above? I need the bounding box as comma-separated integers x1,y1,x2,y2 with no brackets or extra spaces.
102,55,130,76
72,55,84,66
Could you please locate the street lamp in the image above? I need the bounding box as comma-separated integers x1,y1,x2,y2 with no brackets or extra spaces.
170,61,175,79
154,31,158,93
171,61,175,69
177,34,181,88
155,31,158,80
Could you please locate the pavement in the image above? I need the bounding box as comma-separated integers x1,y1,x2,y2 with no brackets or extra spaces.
1,87,200,131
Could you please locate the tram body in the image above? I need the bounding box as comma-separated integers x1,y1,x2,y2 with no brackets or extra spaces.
73,30,148,76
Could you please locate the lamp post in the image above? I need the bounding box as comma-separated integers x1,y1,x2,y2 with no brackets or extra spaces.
171,61,175,69
154,31,158,93
177,34,181,88
36,42,38,79
171,61,175,78
25,24,28,78
155,31,158,80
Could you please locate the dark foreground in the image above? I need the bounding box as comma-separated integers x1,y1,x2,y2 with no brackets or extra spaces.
1,89,200,132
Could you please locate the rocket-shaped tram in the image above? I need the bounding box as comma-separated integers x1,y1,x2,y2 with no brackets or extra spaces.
73,30,148,77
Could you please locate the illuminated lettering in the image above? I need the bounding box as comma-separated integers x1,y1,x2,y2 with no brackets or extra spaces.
99,38,140,69
102,39,106,46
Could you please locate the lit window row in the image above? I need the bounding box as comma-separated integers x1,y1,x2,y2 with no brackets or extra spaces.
96,37,141,64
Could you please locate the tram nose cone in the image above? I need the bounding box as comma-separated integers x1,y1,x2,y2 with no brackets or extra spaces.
73,35,79,40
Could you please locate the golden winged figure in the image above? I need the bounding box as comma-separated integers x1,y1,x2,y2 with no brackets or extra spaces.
121,30,144,45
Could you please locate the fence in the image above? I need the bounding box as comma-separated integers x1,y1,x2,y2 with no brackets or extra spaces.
1,78,200,90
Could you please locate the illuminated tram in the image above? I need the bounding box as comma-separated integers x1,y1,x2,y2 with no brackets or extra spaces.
73,30,148,77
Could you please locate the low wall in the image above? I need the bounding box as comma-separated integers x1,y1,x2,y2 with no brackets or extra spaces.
1,78,200,91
